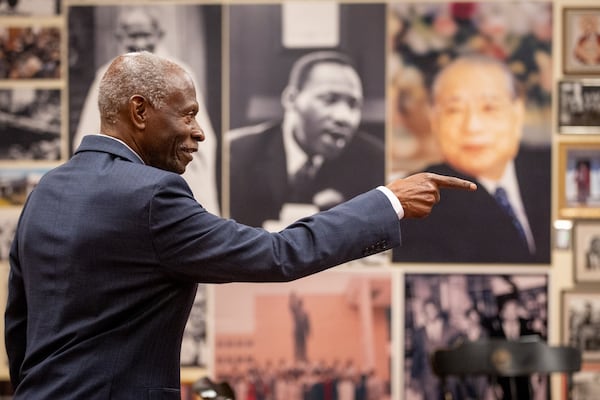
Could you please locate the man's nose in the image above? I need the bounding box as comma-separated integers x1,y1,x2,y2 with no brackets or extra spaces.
192,119,205,141
465,108,485,132
331,102,356,126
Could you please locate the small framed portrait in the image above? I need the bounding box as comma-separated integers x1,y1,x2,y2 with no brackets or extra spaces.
574,221,600,282
558,79,600,134
563,7,600,75
562,290,600,361
558,142,600,219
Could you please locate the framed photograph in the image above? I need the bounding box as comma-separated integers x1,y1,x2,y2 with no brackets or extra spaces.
0,26,60,80
0,0,60,16
0,88,61,160
0,168,50,206
563,7,600,75
402,269,549,400
558,79,600,134
574,221,600,282
68,3,222,216
388,2,552,264
562,290,600,361
558,142,600,219
227,3,386,230
213,269,393,400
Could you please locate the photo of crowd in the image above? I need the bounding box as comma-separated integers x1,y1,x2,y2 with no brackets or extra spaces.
404,272,548,400
0,26,60,79
213,270,392,400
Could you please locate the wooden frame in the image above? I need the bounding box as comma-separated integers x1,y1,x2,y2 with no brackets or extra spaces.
563,7,600,75
558,79,600,134
557,141,600,219
562,290,600,362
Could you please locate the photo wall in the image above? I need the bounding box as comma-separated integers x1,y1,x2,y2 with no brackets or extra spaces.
0,0,600,399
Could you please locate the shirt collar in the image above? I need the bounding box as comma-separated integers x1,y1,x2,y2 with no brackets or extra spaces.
96,133,145,164
477,162,517,196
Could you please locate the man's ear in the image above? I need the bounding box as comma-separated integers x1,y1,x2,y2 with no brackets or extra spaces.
281,86,298,110
130,95,147,129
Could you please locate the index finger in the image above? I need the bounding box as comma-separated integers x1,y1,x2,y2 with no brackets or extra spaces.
427,173,477,191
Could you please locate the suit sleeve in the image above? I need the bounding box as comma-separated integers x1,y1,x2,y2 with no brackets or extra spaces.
5,230,27,388
149,174,401,283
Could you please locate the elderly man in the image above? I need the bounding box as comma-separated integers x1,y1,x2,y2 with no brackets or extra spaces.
5,52,475,399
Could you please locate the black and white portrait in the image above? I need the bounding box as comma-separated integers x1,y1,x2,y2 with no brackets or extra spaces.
68,3,223,214
558,80,600,133
227,3,386,232
564,291,600,361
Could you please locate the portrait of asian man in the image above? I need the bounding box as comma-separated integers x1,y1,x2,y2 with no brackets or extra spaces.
226,4,386,228
393,55,551,264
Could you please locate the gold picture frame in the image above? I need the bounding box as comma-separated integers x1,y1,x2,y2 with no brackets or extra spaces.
563,7,600,75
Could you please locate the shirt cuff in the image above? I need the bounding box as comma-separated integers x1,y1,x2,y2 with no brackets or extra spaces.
376,186,404,220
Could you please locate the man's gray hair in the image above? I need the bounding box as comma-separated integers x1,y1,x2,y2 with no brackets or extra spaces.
98,51,177,124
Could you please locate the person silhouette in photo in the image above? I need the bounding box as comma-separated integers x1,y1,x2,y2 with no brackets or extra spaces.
289,292,310,363
575,159,591,204
409,299,461,400
485,294,542,400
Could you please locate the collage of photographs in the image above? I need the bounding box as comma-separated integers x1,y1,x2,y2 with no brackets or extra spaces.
0,0,599,399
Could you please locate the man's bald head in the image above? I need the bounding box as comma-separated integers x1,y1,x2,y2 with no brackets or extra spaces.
98,51,184,125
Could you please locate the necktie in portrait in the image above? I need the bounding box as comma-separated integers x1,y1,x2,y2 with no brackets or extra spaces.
290,158,318,203
494,186,528,244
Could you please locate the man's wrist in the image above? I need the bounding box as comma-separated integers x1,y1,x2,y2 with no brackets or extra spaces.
376,186,404,219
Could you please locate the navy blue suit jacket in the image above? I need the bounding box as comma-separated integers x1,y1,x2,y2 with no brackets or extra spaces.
5,135,400,399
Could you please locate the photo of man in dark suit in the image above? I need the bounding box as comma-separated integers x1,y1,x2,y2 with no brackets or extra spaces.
225,3,385,229
228,50,384,227
393,55,551,264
